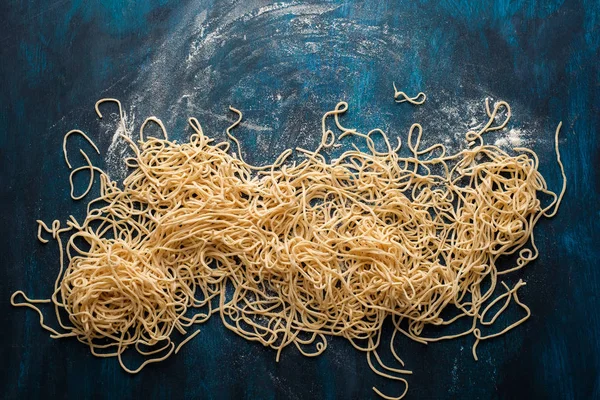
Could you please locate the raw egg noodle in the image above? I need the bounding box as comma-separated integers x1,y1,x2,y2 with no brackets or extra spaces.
11,90,566,399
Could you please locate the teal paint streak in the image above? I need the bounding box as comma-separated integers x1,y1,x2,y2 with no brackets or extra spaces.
315,352,337,400
535,0,567,18
53,0,85,43
434,0,568,26
542,330,575,400
583,0,600,50
19,42,48,85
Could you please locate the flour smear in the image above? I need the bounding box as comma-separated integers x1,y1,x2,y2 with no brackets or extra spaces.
104,110,135,180
102,1,544,176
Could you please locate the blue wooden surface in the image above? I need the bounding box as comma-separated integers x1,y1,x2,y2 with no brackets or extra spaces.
1,1,599,399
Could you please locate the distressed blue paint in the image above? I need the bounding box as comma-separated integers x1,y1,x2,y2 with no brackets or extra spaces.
1,0,599,399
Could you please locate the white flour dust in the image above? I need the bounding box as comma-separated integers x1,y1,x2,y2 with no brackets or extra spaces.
431,95,534,153
104,110,135,180
109,1,545,179
186,1,341,66
494,128,525,147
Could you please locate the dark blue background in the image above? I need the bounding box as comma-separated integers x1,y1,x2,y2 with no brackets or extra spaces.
1,1,599,399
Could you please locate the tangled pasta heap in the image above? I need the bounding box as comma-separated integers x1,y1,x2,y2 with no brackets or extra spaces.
12,92,565,399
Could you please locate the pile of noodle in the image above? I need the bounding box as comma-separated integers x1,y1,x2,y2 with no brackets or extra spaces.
12,90,566,399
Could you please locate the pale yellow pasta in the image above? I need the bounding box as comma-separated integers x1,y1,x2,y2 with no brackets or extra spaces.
11,91,566,399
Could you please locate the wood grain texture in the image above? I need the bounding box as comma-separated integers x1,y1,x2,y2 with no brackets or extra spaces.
1,0,598,399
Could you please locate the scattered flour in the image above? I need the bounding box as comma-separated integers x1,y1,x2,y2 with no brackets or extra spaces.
450,357,459,393
186,1,341,65
112,1,544,178
104,110,136,180
433,96,534,153
253,2,341,18
495,128,525,147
